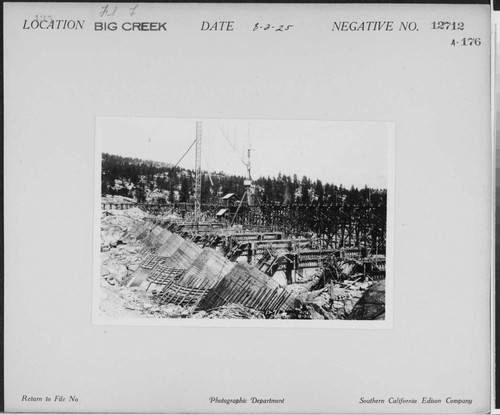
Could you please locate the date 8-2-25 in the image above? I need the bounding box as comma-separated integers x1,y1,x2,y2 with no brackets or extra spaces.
253,23,293,31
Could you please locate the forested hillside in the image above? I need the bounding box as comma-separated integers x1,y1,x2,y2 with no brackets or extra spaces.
102,153,386,206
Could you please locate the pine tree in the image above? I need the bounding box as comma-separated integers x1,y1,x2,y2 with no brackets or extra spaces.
180,177,190,202
315,179,324,204
301,176,310,204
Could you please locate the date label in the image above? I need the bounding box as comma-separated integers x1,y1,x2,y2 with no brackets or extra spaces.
253,23,293,32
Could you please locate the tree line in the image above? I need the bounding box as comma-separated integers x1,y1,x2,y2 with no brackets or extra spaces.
102,153,386,206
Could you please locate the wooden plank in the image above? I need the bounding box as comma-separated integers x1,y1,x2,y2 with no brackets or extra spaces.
275,289,292,311
266,289,284,311
261,287,279,310
178,285,197,306
254,289,273,311
230,277,254,304
248,287,265,309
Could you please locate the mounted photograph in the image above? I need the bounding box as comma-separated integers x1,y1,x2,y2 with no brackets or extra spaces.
94,117,394,324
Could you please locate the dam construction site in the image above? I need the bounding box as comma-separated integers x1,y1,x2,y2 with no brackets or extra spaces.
99,198,386,320
99,120,387,320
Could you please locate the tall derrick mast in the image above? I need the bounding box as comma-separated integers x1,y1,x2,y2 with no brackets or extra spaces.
194,121,202,223
245,148,254,206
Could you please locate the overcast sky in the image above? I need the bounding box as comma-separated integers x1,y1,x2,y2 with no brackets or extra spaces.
97,117,391,189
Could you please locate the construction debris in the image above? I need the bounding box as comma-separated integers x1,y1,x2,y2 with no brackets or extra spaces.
192,304,265,319
99,202,386,320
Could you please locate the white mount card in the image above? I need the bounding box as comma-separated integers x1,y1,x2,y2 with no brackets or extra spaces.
4,2,491,414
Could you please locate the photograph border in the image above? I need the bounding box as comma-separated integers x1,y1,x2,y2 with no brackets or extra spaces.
92,116,395,329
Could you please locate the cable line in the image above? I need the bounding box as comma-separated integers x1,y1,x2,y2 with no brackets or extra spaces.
173,138,197,169
218,122,247,167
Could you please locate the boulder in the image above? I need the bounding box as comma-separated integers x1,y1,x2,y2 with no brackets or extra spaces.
105,263,128,283
349,280,385,320
192,311,208,319
101,226,125,246
161,304,183,318
344,299,354,314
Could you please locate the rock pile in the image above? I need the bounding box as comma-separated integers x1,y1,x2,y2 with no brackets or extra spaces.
101,208,150,249
191,304,265,319
286,279,378,320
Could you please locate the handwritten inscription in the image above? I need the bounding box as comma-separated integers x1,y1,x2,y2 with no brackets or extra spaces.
253,23,293,32
99,4,140,18
19,6,481,51
450,38,481,47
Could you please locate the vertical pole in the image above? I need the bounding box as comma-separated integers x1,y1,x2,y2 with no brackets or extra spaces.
247,242,253,265
285,254,293,285
194,121,202,225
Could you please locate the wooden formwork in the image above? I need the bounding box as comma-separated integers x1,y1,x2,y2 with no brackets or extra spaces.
138,226,165,254
134,222,158,241
155,248,235,307
145,265,185,291
156,233,185,257
126,254,170,287
177,248,235,288
139,228,173,255
156,279,212,307
197,263,295,312
163,240,203,269
156,229,174,248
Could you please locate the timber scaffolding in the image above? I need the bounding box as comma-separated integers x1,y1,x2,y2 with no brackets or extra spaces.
121,213,386,312
104,199,387,253
126,217,385,277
